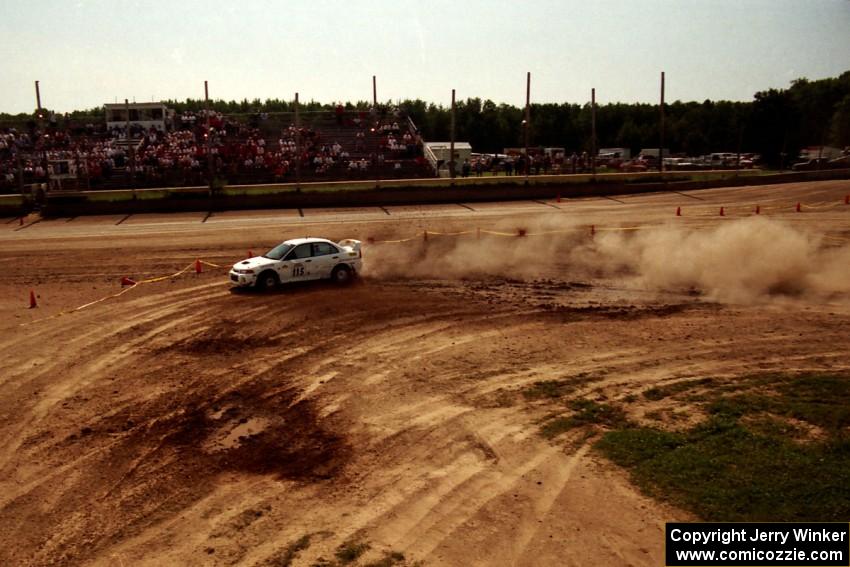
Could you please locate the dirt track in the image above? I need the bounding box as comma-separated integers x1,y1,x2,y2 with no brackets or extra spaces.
1,180,849,566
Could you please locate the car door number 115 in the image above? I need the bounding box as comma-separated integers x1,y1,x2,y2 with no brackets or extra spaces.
292,265,305,277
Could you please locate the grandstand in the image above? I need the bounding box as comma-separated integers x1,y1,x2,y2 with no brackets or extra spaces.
0,105,436,195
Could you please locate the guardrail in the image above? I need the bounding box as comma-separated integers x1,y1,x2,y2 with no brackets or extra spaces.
40,169,755,202
34,167,850,217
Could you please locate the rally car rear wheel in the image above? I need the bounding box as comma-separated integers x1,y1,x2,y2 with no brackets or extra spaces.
331,265,352,285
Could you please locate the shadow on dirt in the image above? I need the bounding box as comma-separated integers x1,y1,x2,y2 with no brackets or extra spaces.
99,380,350,482
162,319,280,354
228,277,365,296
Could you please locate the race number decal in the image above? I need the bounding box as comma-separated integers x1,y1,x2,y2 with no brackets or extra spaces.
293,265,305,277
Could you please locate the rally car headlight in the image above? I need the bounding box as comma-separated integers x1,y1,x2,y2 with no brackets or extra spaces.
234,269,255,274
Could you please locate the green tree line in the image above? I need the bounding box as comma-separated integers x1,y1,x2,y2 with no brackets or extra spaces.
3,71,848,166
403,71,850,166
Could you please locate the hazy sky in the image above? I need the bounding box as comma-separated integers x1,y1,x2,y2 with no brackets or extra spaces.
2,0,849,113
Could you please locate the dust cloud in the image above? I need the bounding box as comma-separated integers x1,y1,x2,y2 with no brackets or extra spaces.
362,216,850,303
363,215,586,281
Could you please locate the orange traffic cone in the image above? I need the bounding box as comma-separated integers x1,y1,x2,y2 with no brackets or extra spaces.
556,193,561,203
195,259,202,274
719,206,725,217
423,230,428,242
248,250,254,258
517,228,527,237
755,205,760,215
676,206,681,217
121,276,136,287
19,217,23,226
845,195,849,205
29,290,37,309
796,202,801,212
591,224,596,236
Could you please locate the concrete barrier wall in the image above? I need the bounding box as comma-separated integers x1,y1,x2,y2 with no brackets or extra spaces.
0,195,25,217
40,169,850,217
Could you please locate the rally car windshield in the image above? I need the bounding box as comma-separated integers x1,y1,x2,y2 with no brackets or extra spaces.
264,243,294,260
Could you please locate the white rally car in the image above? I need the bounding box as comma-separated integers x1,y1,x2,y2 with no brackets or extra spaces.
229,237,362,289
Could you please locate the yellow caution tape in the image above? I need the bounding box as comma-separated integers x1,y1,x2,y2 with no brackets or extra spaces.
71,285,139,311
427,230,476,236
20,258,229,326
368,235,421,244
137,263,195,284
594,226,645,232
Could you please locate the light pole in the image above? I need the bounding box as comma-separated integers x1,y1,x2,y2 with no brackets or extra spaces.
125,98,136,189
591,88,597,175
295,92,301,191
524,72,531,181
659,71,665,173
450,89,456,181
34,80,48,196
205,81,214,201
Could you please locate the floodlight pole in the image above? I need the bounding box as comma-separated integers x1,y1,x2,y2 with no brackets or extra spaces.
124,98,130,139
205,81,214,203
372,75,377,107
524,71,530,182
294,92,301,191
35,80,42,113
125,98,136,189
591,88,597,176
35,80,48,194
450,89,456,181
659,71,665,173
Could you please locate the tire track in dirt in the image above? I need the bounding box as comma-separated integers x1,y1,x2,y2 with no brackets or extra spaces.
1,281,341,564
270,291,849,566
0,283,228,474
5,283,848,566
4,276,530,565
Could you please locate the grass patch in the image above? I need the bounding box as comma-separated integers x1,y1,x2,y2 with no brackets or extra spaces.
540,417,576,439
597,372,850,521
364,551,406,567
569,399,630,428
523,374,595,401
541,399,630,438
524,380,571,400
267,534,311,567
643,378,716,401
335,540,371,565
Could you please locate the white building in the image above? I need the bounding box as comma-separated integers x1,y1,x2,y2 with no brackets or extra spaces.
105,102,169,134
598,147,631,160
424,142,472,176
799,146,843,160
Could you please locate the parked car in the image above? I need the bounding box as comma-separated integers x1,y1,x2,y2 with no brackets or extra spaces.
828,155,850,168
792,158,833,171
620,160,648,172
229,237,362,289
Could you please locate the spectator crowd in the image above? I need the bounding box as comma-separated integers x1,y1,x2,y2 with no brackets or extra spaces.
0,107,428,193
